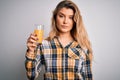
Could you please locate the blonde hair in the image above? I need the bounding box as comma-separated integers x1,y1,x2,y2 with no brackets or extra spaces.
47,0,93,64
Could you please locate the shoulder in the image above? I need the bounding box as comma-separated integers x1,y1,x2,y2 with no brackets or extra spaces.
42,39,50,44
41,39,51,48
41,38,56,48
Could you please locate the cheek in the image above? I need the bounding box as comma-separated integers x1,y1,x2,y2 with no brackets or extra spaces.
70,21,74,27
56,17,62,26
56,19,60,29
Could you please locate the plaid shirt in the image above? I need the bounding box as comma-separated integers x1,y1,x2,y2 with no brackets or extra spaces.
25,37,92,80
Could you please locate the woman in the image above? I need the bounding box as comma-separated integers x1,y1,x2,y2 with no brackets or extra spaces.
25,0,93,80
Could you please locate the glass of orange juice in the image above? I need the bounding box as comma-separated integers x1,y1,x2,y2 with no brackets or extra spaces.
34,24,44,45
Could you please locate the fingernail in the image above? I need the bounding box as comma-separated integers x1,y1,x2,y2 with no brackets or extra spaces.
35,34,37,36
37,38,38,40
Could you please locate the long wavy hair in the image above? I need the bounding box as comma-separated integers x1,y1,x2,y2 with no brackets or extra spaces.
47,0,93,65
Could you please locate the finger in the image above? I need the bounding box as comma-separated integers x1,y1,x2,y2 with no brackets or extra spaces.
27,35,38,43
30,34,38,41
31,33,37,38
27,41,37,46
27,42,37,50
27,38,35,44
31,33,37,36
31,43,37,47
28,38,37,43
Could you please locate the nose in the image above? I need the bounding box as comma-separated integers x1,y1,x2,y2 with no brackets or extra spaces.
63,17,68,24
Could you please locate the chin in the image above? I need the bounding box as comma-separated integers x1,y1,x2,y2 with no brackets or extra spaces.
59,28,71,33
60,30,69,33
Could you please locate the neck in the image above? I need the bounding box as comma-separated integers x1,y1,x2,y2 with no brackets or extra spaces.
58,32,74,47
59,32,73,40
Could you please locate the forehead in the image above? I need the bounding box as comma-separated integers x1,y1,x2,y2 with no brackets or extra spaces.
58,7,74,16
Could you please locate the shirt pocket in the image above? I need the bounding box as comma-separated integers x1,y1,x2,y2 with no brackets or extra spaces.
68,48,86,60
68,48,87,72
67,48,83,72
68,48,80,59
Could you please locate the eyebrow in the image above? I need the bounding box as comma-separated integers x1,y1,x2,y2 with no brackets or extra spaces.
58,12,74,17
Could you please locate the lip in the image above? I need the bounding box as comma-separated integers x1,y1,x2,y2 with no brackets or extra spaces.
61,25,68,28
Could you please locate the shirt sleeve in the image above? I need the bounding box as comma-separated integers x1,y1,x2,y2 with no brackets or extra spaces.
25,45,44,80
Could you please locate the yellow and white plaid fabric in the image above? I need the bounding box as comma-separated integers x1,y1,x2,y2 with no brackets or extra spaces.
25,37,92,80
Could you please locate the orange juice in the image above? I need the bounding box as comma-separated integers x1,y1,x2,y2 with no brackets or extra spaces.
34,29,44,44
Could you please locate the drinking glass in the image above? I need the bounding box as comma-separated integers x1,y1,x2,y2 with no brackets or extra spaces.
34,24,44,45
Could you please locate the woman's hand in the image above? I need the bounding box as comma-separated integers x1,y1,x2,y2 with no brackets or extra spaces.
27,33,38,53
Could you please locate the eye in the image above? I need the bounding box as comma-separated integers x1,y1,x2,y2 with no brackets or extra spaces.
59,14,64,18
69,16,73,19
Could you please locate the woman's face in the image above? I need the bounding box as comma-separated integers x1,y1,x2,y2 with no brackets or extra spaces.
56,7,74,34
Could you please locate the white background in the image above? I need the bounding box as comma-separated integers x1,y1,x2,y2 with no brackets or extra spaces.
0,0,120,80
